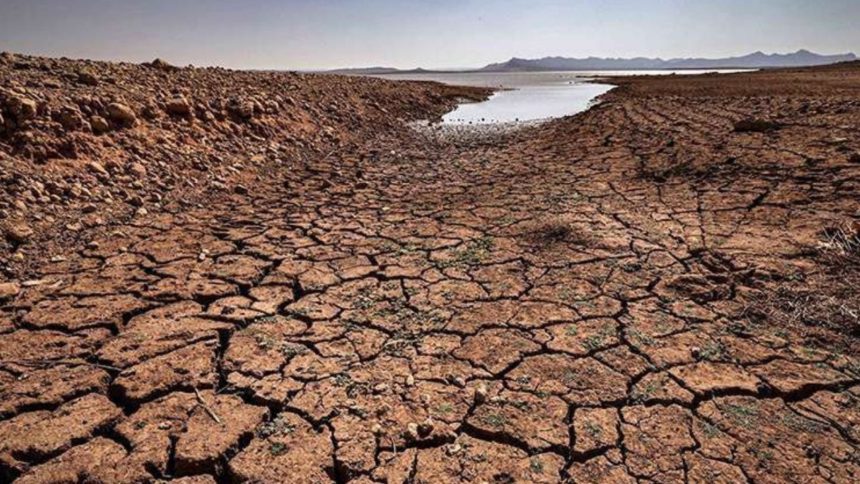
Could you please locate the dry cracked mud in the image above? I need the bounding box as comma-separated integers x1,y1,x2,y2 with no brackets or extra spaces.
1,57,860,483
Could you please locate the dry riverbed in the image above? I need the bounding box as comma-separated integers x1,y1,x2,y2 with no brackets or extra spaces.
1,55,859,483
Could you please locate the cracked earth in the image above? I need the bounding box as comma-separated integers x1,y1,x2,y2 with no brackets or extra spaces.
2,62,860,483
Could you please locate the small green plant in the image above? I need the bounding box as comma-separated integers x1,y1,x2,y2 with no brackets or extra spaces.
583,334,604,351
483,414,507,427
701,422,720,438
627,329,655,347
257,415,296,438
585,421,602,437
439,236,494,268
530,458,544,473
269,442,288,456
698,341,726,361
724,404,758,428
632,380,659,403
781,412,827,433
509,400,531,411
583,325,615,351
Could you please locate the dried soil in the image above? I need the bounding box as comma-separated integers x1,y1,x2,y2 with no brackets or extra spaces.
1,56,859,482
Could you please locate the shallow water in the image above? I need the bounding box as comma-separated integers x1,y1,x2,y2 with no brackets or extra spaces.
378,70,748,124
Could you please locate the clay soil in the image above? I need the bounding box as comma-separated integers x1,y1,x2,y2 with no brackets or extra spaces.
1,56,859,483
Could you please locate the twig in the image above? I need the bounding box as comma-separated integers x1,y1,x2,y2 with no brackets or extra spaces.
0,358,121,372
194,387,222,424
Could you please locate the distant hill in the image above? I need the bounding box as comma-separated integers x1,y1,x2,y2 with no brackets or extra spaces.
327,67,431,75
479,50,857,72
326,50,858,75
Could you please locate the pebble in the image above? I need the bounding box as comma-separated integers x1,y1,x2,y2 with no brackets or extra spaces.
87,161,109,176
106,102,137,126
166,96,192,116
128,162,147,178
3,221,34,243
21,279,48,287
372,383,389,394
475,384,488,404
90,115,110,134
406,422,420,441
0,282,20,299
405,374,415,386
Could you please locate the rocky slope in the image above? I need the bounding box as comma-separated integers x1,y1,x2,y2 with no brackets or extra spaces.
0,52,489,276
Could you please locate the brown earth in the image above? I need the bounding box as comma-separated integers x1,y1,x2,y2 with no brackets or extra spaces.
1,54,859,483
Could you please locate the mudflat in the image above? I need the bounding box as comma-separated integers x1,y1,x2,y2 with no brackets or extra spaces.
1,54,859,483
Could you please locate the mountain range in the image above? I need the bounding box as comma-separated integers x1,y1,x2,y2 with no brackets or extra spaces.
479,50,857,71
329,50,857,74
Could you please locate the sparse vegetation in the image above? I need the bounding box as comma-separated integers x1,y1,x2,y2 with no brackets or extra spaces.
268,442,288,456
527,221,594,248
439,236,494,268
482,413,507,428
723,403,758,428
257,415,297,438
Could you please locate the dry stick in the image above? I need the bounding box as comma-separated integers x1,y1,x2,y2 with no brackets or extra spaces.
0,358,121,372
194,387,222,424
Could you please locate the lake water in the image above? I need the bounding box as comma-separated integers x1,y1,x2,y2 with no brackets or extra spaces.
377,70,748,124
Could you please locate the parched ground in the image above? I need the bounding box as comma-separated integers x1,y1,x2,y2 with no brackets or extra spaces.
1,57,859,483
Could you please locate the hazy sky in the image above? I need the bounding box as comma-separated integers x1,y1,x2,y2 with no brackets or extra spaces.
1,0,858,70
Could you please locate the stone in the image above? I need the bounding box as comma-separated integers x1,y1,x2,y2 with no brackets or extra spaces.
0,282,20,300
128,162,147,178
57,106,84,130
406,422,420,440
166,96,192,116
106,102,136,126
734,118,781,133
3,220,34,243
90,115,110,134
87,161,109,177
8,96,37,121
77,71,99,86
147,58,178,71
232,100,256,119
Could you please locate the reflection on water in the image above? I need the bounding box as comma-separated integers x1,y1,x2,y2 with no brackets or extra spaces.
440,82,611,124
377,70,748,124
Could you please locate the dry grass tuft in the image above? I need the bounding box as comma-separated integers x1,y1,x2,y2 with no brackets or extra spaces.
526,221,595,248
745,221,859,342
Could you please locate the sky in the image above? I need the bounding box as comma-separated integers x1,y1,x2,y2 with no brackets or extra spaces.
1,0,858,70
